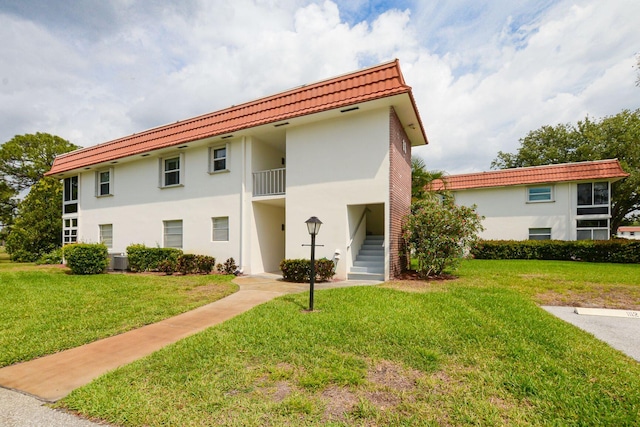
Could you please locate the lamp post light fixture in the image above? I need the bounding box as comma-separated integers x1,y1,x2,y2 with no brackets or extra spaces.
305,216,322,311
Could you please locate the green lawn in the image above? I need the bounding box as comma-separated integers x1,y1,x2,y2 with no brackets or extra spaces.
0,263,237,367
59,260,640,426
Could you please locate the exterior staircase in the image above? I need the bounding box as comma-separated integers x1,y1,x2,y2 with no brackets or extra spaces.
348,235,384,281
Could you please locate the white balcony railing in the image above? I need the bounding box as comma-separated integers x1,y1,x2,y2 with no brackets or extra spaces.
253,168,286,197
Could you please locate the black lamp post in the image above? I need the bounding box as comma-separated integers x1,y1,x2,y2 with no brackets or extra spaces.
305,216,322,311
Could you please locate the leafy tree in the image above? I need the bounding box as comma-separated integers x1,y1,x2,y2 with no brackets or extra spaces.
0,133,78,192
492,109,640,234
411,156,446,201
403,196,484,278
0,133,78,254
5,177,63,261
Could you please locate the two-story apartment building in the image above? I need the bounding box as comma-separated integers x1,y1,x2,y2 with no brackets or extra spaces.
429,160,629,241
46,60,428,281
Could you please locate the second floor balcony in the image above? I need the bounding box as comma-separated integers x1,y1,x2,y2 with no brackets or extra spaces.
253,168,285,197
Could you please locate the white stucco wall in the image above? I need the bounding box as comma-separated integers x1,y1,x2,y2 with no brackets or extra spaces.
75,139,242,264
284,108,390,279
453,183,577,240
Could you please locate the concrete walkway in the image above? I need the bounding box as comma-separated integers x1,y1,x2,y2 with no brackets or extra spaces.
0,274,374,403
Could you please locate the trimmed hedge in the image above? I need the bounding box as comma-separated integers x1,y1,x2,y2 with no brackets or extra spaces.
63,243,109,275
126,244,183,272
471,239,640,263
280,258,335,282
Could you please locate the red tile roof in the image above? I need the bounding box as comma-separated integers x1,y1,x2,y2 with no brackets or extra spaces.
429,159,629,191
618,226,640,232
47,59,426,176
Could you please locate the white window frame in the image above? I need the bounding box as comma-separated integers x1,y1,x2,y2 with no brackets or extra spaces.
160,154,184,188
63,175,79,214
576,219,609,241
95,168,113,197
163,220,183,248
528,227,551,240
209,144,229,174
527,186,553,203
577,181,609,207
212,217,229,241
63,217,78,245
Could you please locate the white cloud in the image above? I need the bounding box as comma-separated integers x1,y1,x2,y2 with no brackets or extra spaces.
0,0,638,175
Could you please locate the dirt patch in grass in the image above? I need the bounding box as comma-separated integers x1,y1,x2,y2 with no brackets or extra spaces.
321,386,358,421
535,287,640,310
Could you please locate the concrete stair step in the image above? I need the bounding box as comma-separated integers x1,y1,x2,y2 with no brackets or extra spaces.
347,272,384,281
350,266,384,274
359,249,383,256
356,255,384,262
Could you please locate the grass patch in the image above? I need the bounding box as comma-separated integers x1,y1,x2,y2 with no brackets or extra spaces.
0,264,237,367
60,260,640,426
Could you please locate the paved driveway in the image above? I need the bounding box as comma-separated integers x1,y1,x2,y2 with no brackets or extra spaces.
542,306,640,362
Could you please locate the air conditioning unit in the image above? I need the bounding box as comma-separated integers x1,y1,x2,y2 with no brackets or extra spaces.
113,255,129,271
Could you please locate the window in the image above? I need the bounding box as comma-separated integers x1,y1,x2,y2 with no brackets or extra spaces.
63,218,78,244
527,186,553,202
529,228,551,240
209,145,228,173
63,176,79,214
99,224,113,248
163,220,183,248
160,154,184,188
96,169,112,196
577,219,609,240
212,217,229,241
577,182,609,215
163,157,181,186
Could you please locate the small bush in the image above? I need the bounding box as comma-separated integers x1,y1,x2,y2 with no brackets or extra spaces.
9,249,38,263
175,254,216,275
196,255,216,274
64,243,109,275
220,257,237,275
280,258,335,282
36,248,63,265
176,254,198,275
158,259,177,275
126,244,183,272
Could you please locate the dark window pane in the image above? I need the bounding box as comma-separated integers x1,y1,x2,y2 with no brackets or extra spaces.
165,157,180,171
165,171,180,186
577,207,608,215
214,159,226,171
100,182,109,195
64,203,78,214
593,182,608,205
577,183,592,206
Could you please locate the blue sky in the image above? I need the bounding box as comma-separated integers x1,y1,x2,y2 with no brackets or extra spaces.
0,0,638,173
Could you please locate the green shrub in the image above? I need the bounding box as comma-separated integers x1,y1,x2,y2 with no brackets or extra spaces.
176,254,198,275
126,244,182,272
175,254,216,275
403,197,484,277
63,243,109,275
157,259,176,275
471,239,640,263
36,248,63,265
9,249,38,263
195,255,216,274
280,258,335,282
218,257,237,275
